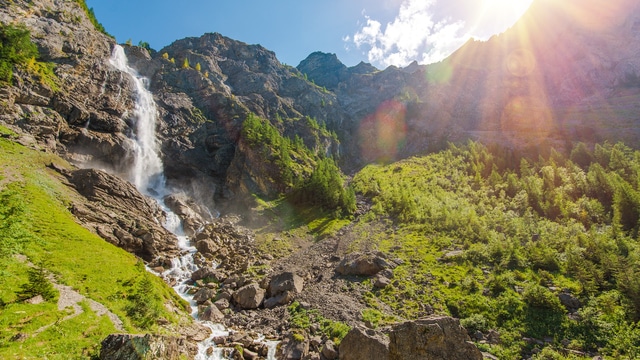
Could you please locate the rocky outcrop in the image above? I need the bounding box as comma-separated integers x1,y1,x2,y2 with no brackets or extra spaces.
99,334,196,360
67,168,178,260
388,316,483,360
338,327,390,360
163,193,210,236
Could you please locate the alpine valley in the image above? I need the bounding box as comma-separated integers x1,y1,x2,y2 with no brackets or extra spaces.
2,0,640,359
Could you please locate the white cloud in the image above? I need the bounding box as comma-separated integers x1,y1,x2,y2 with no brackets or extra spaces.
349,0,469,68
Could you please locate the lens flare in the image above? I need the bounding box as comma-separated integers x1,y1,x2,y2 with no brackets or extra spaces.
358,100,407,163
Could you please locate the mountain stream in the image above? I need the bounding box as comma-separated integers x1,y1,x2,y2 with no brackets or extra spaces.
109,45,276,360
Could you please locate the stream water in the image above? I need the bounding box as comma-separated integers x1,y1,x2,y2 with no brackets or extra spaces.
108,45,274,359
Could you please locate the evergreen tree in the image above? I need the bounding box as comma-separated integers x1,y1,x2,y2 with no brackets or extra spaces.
17,262,56,301
195,62,201,72
182,58,189,69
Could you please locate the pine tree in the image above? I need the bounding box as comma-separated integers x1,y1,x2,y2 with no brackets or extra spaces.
195,62,201,72
182,58,189,69
17,262,56,301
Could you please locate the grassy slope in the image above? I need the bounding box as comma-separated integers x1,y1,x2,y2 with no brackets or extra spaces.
0,129,190,359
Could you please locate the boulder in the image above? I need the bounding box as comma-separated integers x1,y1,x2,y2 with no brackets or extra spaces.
200,305,225,322
163,194,208,237
558,292,581,311
193,287,216,305
277,334,309,360
232,283,265,310
100,334,196,360
388,316,483,360
339,327,389,360
322,340,339,360
268,272,305,296
336,252,395,276
264,272,304,308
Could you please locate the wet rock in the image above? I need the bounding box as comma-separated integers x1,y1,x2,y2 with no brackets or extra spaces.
388,316,483,360
99,334,196,360
339,327,389,360
336,252,395,276
164,193,209,237
232,283,265,310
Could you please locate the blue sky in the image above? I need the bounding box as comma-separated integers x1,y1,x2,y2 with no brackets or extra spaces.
86,0,533,68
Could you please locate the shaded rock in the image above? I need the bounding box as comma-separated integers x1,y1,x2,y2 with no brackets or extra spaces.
264,291,295,309
232,283,265,310
196,239,219,258
214,298,230,311
388,316,483,360
558,292,581,311
339,327,389,360
336,252,395,276
99,334,196,360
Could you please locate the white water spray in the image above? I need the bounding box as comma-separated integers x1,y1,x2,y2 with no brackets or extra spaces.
108,45,276,360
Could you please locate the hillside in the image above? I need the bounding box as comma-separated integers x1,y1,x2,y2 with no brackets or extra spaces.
1,0,640,359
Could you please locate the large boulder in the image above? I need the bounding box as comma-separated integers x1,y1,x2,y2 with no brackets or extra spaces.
100,334,196,360
264,272,304,308
232,283,265,310
163,193,209,237
388,316,483,360
338,327,389,360
336,252,395,276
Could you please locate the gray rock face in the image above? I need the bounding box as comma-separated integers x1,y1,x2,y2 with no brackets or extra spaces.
100,334,196,360
388,316,483,360
338,327,389,360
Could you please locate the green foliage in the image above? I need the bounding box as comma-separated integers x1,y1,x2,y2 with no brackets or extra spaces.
124,270,163,329
195,62,201,72
288,301,351,344
0,23,58,89
0,23,38,83
17,262,57,302
161,52,169,60
182,57,189,69
138,41,151,51
351,141,640,357
0,186,30,262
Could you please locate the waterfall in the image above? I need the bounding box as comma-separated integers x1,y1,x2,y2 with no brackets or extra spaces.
108,45,165,195
108,45,276,360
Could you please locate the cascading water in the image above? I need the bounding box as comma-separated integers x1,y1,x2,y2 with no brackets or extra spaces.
108,45,274,359
109,45,165,195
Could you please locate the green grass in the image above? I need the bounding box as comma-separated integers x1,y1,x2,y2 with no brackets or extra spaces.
0,136,191,357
